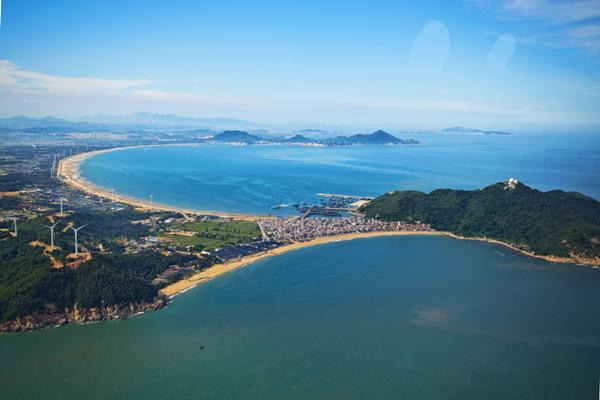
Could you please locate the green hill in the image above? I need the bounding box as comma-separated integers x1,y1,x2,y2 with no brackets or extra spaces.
360,181,600,264
211,130,262,143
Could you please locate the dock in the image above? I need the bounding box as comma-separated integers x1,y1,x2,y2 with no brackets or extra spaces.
317,193,374,199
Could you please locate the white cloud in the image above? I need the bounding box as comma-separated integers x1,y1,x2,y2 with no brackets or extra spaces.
129,89,264,106
473,0,600,24
0,60,263,109
470,0,600,57
566,24,600,37
0,60,151,96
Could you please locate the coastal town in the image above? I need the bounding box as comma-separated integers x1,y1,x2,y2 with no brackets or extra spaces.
260,216,433,242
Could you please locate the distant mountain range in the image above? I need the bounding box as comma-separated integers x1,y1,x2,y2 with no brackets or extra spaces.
441,127,512,135
0,113,260,132
210,129,418,146
76,112,259,130
0,116,107,131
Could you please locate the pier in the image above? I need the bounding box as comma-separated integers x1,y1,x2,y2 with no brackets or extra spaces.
317,193,374,200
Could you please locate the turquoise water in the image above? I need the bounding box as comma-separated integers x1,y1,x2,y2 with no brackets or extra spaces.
1,236,600,399
80,133,600,215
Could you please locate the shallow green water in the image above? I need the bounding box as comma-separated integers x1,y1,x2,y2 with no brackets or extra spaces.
1,236,599,399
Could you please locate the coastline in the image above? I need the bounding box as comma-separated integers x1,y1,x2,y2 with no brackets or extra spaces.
57,145,266,221
160,231,598,298
159,231,444,297
442,233,599,268
160,230,596,299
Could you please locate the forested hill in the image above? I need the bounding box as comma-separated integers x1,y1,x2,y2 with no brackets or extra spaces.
360,181,600,264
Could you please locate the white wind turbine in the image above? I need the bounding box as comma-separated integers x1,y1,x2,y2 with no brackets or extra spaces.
44,220,61,251
71,224,87,256
11,217,17,237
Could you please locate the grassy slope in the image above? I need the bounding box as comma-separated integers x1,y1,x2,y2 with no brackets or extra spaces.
161,220,260,250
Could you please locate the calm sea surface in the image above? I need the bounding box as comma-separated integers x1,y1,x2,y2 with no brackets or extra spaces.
79,133,600,215
1,236,600,399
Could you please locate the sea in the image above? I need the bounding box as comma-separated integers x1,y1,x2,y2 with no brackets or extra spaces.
79,133,600,215
1,132,600,399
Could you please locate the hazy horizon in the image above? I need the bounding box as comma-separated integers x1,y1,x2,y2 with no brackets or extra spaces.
1,0,599,132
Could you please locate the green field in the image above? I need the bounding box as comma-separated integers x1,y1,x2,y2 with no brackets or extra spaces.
161,220,261,251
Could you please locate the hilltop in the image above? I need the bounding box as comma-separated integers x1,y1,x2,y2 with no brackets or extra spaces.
210,130,263,144
325,130,418,145
284,134,314,143
360,181,600,265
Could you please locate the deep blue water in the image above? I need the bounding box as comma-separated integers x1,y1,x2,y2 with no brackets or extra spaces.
80,133,600,215
1,236,600,399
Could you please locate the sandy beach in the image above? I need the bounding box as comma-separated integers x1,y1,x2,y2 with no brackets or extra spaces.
159,230,444,297
160,229,597,298
57,145,266,221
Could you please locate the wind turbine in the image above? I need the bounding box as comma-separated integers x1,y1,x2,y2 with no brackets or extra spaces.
149,193,154,209
59,197,65,215
44,220,61,251
11,217,17,237
111,188,116,203
71,224,87,256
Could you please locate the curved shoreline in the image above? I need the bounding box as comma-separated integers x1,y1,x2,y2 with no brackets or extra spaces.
57,145,266,221
160,231,597,299
159,231,444,297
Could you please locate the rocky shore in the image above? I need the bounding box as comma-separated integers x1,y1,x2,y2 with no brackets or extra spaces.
0,296,168,333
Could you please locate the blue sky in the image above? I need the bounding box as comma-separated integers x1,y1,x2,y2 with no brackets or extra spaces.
0,0,599,131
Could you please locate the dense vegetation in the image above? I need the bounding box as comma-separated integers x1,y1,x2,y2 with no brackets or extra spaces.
0,216,203,323
361,182,600,260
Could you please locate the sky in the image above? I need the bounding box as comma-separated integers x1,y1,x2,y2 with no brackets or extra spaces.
0,0,599,131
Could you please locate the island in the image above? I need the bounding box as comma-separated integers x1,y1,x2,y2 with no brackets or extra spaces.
441,127,512,135
209,129,418,146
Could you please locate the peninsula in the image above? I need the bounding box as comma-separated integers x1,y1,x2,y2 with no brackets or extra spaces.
361,180,600,266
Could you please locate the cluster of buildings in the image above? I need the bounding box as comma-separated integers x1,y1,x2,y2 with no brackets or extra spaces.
260,216,433,242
